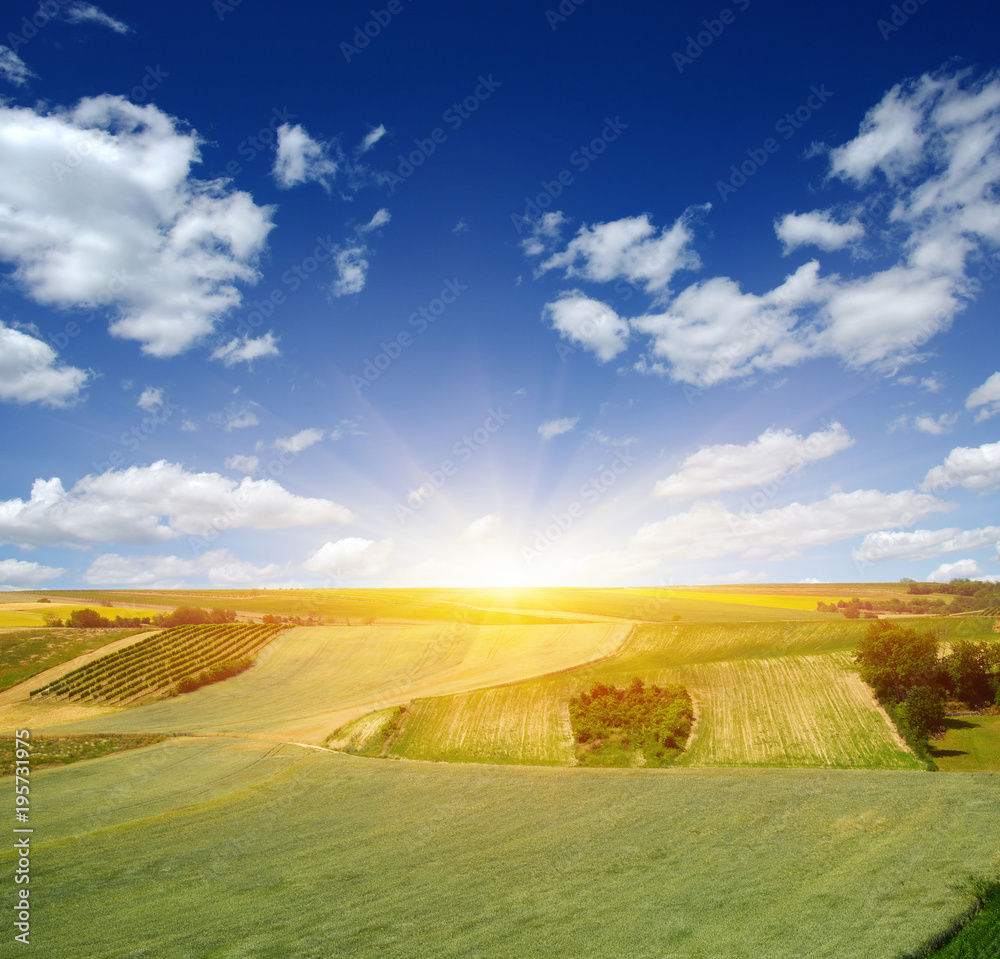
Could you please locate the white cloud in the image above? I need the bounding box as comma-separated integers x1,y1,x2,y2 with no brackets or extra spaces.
84,549,289,588
303,538,393,577
461,514,502,543
913,412,958,435
538,416,579,440
921,440,1000,493
543,292,630,362
926,558,1000,584
538,211,702,295
272,123,339,190
966,372,1000,421
211,331,280,367
137,387,164,412
654,423,854,501
273,428,324,454
920,376,943,393
210,402,259,431
0,46,35,86
0,461,353,549
631,488,954,562
775,210,865,253
0,321,89,407
358,124,387,153
853,526,1000,564
631,261,824,386
224,454,259,475
330,245,369,297
358,208,390,233
64,3,130,33
589,430,638,448
0,558,66,589
560,68,1000,387
0,96,275,357
452,218,469,234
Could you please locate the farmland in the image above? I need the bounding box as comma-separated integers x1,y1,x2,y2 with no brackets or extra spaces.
1,586,998,958
1,737,998,959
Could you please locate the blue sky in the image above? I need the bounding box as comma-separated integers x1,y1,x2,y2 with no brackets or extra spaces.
1,0,999,590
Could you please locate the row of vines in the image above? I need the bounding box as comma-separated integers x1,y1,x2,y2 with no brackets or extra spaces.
30,623,290,705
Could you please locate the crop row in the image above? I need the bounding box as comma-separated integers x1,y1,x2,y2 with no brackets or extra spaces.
30,623,290,704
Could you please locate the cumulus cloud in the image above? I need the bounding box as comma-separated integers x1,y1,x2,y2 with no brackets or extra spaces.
913,412,958,435
0,461,353,549
543,68,1000,387
272,123,339,190
329,244,369,297
538,417,579,440
211,331,280,367
0,46,35,86
273,428,324,453
631,488,954,562
0,96,275,357
461,514,502,543
63,3,130,33
519,211,568,257
538,211,702,295
654,423,853,501
775,210,865,253
137,387,164,412
209,402,259,432
0,322,89,407
543,292,630,362
84,549,289,588
926,558,1000,583
302,538,393,577
0,558,66,589
921,440,1000,493
224,454,259,475
853,526,1000,565
966,372,1000,421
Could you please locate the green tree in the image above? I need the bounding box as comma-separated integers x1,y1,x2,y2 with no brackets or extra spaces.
855,620,939,702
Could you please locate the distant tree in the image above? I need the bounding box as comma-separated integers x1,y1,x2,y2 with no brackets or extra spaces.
67,608,109,628
943,641,993,706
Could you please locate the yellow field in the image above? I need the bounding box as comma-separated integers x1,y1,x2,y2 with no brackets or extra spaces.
0,603,161,627
41,622,631,744
649,589,855,611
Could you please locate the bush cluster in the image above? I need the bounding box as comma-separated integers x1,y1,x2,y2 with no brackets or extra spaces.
569,677,693,767
46,606,239,628
855,620,1000,765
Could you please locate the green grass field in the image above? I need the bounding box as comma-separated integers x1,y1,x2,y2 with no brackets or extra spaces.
932,715,1000,772
3,587,999,957
1,737,998,959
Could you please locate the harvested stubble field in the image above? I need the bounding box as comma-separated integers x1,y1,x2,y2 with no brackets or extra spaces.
41,622,630,743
